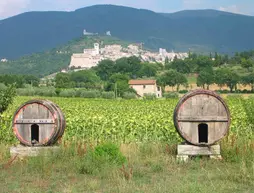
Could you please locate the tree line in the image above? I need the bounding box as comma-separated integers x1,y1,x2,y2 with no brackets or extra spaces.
1,50,254,96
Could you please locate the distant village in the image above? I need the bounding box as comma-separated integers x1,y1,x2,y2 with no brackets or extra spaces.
68,42,188,71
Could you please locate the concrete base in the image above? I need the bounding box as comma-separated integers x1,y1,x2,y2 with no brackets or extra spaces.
10,145,60,158
176,144,222,162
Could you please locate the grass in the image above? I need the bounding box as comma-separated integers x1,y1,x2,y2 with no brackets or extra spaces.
0,138,253,193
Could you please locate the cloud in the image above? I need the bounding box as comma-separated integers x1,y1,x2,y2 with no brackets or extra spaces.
218,4,251,15
0,0,30,19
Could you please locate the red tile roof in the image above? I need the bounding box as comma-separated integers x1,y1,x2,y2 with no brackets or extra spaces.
128,79,156,85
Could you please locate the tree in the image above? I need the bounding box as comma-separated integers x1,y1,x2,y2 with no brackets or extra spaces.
195,55,213,72
23,75,40,87
70,70,101,88
171,58,190,74
138,63,158,77
214,68,239,92
55,73,73,88
241,58,253,71
157,70,188,92
105,73,133,97
242,73,254,92
197,67,214,89
94,59,115,81
115,56,142,78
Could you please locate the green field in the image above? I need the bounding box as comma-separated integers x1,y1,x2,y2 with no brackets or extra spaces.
0,96,254,192
1,96,253,144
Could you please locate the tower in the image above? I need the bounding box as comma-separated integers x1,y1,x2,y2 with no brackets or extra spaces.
94,43,100,55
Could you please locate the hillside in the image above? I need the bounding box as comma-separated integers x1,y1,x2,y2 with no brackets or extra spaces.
1,5,254,59
0,36,129,77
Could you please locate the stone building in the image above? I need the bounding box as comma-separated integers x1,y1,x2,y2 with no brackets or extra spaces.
128,79,162,98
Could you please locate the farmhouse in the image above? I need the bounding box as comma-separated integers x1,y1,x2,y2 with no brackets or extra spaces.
129,79,162,98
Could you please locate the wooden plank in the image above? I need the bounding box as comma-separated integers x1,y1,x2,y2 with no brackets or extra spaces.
178,116,228,122
15,119,55,124
177,144,220,155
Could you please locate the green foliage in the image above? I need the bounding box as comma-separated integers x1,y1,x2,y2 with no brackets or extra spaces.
241,58,253,70
55,73,73,88
144,93,157,100
0,85,16,114
170,58,190,73
80,90,101,98
197,67,214,89
17,87,57,97
0,83,7,90
94,59,116,81
70,70,100,85
242,72,254,91
138,62,158,77
0,74,39,88
163,92,179,99
214,68,239,92
1,96,254,145
93,143,126,165
77,143,126,175
101,91,115,99
122,92,137,99
59,89,77,98
157,70,188,91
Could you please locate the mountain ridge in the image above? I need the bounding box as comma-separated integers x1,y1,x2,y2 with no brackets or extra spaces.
1,4,254,59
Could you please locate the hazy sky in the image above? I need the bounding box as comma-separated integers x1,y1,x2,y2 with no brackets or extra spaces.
0,0,253,19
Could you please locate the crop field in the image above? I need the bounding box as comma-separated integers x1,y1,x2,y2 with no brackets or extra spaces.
0,96,253,144
0,96,254,192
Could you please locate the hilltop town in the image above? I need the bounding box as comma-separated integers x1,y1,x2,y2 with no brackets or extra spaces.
69,43,188,70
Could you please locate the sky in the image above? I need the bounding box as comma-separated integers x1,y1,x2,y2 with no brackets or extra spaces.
0,0,254,19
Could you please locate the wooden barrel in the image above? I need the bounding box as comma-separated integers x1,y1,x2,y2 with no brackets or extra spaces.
173,90,230,146
12,99,66,146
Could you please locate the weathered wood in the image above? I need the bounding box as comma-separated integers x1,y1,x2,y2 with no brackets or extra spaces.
15,119,55,124
178,116,228,122
12,100,66,147
173,89,230,146
177,144,220,155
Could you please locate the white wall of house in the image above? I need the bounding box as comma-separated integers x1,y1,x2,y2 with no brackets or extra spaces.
131,84,162,98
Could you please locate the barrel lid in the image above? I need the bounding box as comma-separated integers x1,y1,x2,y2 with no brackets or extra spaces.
12,99,59,146
173,89,231,146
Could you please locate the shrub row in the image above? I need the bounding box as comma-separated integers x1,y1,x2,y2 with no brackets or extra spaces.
16,87,186,99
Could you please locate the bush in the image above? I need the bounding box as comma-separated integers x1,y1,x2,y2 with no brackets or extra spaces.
35,87,57,97
93,143,126,165
144,93,157,100
74,89,85,97
16,88,36,96
59,89,77,98
0,83,7,91
77,143,126,175
122,92,137,99
178,90,188,94
80,90,101,98
0,84,16,113
102,91,115,99
163,92,179,99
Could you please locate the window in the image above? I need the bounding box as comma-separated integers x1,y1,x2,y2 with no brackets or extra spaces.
143,85,146,89
157,87,160,91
